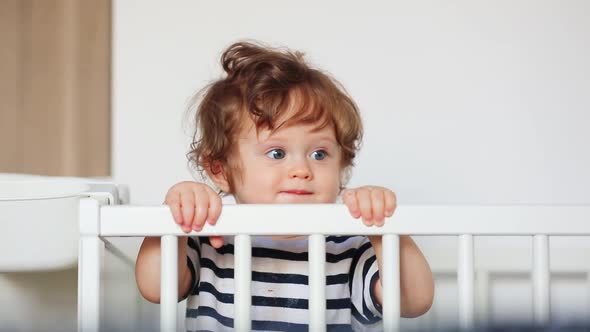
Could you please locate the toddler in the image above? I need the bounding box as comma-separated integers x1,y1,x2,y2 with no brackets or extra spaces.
135,41,434,331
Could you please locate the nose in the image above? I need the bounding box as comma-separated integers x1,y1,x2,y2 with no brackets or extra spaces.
288,158,313,180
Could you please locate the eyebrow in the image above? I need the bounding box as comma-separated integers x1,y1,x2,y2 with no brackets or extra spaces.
312,136,338,145
259,135,337,146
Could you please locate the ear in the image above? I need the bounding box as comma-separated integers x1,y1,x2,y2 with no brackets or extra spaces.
206,160,231,193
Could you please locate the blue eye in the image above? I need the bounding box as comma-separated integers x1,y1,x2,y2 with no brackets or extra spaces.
266,149,286,160
310,150,327,160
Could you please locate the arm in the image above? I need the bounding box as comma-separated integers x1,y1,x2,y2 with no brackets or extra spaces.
342,186,434,317
135,236,193,303
369,235,434,317
134,181,223,303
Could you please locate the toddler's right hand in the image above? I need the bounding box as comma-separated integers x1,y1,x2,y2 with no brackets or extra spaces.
164,181,224,248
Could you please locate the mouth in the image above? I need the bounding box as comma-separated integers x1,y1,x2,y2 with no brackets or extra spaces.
279,190,313,195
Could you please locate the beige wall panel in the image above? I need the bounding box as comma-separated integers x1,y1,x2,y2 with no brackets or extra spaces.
0,0,23,172
0,0,110,176
21,0,68,175
70,0,111,176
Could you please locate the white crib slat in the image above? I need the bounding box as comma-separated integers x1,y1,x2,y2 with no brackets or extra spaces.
78,237,103,332
533,235,550,326
587,271,590,321
78,198,102,332
160,235,178,332
458,234,475,330
234,234,252,332
475,270,490,328
309,234,326,332
382,234,401,332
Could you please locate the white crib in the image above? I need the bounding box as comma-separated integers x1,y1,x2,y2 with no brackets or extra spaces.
77,191,590,332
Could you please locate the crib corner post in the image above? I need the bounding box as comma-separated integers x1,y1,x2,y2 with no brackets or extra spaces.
78,198,103,332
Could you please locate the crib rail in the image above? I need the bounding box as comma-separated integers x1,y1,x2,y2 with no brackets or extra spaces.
99,204,590,236
78,201,590,332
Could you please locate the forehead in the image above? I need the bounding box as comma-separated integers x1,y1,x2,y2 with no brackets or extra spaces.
237,118,337,143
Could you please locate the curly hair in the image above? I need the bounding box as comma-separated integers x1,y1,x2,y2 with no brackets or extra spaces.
188,41,363,193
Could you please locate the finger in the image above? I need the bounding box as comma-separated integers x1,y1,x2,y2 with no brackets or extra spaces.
371,189,385,226
180,191,196,230
356,189,373,225
165,192,183,225
342,189,361,218
191,187,210,231
209,236,224,248
205,186,222,225
384,190,397,217
180,224,192,233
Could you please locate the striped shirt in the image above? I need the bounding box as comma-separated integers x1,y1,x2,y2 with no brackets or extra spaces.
184,235,383,331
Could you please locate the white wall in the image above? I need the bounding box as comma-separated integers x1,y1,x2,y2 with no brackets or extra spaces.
112,0,590,329
113,0,590,206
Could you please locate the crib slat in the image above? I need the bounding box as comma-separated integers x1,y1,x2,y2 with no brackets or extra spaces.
234,235,252,332
382,234,401,332
309,234,326,332
533,235,550,326
78,237,103,332
78,198,102,332
458,234,475,330
475,270,490,328
160,235,178,332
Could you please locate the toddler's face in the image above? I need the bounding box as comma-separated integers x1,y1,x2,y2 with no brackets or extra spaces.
227,119,342,204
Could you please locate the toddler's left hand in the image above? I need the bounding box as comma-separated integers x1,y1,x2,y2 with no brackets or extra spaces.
342,186,397,226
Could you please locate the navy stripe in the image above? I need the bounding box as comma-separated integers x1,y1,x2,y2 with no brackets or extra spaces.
326,325,354,332
188,306,353,331
187,306,233,328
327,273,349,285
207,241,233,255
185,256,198,297
351,302,375,325
348,241,372,293
327,298,352,310
327,248,357,262
188,237,200,258
199,281,352,310
369,271,382,314
251,246,357,263
254,246,307,261
326,235,354,244
361,255,380,323
205,243,357,263
201,258,348,285
201,258,233,278
199,282,233,303
247,271,347,285
253,270,308,285
199,236,210,246
254,295,306,309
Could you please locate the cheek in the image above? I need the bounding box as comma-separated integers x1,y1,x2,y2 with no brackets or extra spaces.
239,164,282,190
316,166,342,190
